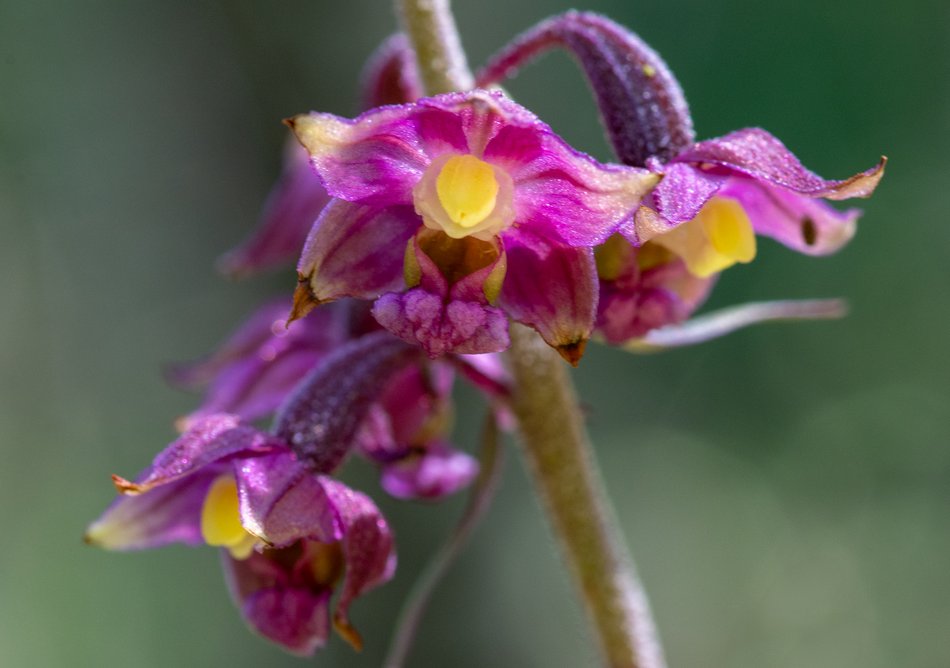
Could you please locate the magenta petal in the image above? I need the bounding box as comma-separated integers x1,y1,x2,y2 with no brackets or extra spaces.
499,230,597,361
380,443,479,500
222,550,331,657
218,142,331,276
85,471,215,550
621,161,724,244
111,414,280,494
486,121,659,246
296,200,418,303
373,289,511,357
237,452,343,547
720,179,860,255
288,106,431,206
674,127,885,199
322,479,396,646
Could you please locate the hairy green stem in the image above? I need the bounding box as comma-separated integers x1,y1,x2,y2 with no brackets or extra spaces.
393,2,665,665
506,325,665,668
394,0,473,95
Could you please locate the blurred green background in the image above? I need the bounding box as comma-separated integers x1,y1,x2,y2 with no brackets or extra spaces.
1,0,947,666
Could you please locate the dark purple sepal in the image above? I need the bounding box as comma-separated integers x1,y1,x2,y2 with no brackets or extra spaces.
293,200,419,314
499,230,598,365
477,11,694,166
272,332,420,473
359,33,424,109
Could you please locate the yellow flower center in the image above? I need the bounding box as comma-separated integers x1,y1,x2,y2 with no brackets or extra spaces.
201,474,258,559
436,155,499,229
413,153,515,241
651,197,756,278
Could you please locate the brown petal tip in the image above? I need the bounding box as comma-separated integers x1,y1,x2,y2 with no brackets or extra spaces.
111,474,144,495
333,616,364,652
556,339,588,367
288,276,324,325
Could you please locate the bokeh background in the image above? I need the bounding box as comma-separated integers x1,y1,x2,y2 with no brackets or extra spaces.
2,0,947,666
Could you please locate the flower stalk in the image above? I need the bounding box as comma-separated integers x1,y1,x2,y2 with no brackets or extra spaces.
506,325,665,668
395,2,665,665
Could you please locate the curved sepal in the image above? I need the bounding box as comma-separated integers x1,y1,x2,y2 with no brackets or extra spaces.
272,332,419,473
477,11,694,166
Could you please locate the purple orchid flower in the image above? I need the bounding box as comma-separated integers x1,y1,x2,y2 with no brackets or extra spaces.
477,11,885,346
87,334,424,655
286,88,659,363
356,363,478,500
217,34,423,276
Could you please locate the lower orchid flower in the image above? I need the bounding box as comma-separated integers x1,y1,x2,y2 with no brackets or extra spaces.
87,334,420,654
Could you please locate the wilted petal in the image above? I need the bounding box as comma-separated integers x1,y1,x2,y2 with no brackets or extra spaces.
218,142,331,276
380,442,479,500
85,470,216,550
110,414,279,494
626,299,847,351
720,179,861,255
322,479,396,650
500,230,598,364
295,200,418,308
359,33,423,108
674,128,885,200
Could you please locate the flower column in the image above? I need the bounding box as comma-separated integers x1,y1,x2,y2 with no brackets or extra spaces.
395,2,666,667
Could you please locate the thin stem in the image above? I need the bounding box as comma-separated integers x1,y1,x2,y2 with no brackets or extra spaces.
392,1,665,665
394,0,473,95
384,414,504,668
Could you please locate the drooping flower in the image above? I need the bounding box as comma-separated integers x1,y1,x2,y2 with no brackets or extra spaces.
87,334,421,654
477,11,885,345
287,88,659,363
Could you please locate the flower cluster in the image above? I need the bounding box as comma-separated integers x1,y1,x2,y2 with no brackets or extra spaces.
87,11,882,658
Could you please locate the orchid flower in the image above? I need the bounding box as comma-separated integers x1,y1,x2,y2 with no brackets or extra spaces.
477,11,885,346
87,334,420,654
287,89,658,363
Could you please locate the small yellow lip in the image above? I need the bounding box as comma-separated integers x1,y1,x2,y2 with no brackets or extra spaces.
435,154,500,229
